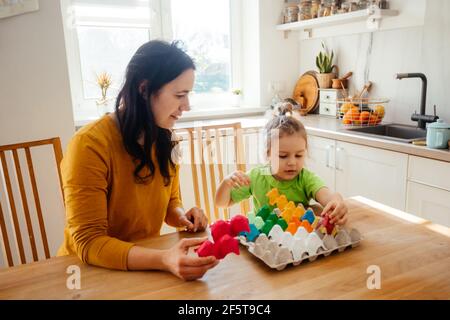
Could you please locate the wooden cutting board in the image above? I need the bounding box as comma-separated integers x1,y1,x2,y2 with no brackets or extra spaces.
293,71,320,114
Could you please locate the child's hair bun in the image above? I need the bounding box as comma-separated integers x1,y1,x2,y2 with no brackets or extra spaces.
273,98,299,117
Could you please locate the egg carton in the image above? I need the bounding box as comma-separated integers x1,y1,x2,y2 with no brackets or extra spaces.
239,225,362,271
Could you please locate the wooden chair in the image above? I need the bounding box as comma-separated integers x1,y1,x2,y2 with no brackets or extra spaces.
175,123,250,223
0,138,63,267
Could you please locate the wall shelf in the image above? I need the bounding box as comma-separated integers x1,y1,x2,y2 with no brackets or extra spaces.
277,7,399,39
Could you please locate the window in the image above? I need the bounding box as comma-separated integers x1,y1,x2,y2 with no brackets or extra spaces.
171,0,231,94
77,26,149,99
65,0,241,122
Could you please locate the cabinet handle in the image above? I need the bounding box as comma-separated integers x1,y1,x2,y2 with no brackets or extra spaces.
336,147,343,171
326,145,333,168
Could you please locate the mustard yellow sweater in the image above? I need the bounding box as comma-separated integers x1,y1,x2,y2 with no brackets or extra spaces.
57,115,182,270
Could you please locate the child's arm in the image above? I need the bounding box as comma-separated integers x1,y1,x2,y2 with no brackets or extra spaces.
315,187,348,225
215,171,250,208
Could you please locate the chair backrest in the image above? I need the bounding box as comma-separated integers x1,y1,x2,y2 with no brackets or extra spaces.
0,137,63,267
175,123,250,222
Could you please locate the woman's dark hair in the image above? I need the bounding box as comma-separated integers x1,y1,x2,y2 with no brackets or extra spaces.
115,40,195,185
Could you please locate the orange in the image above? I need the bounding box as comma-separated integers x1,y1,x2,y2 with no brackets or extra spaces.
342,112,352,125
368,114,378,125
348,107,361,121
360,111,370,125
340,102,354,115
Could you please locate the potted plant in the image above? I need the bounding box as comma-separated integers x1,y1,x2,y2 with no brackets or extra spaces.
95,72,113,116
231,89,242,107
315,42,338,88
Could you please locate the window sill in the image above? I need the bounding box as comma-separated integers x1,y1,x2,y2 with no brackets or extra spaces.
177,106,268,122
74,106,269,130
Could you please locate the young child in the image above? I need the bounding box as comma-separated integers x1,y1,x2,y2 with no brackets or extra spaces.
215,108,348,226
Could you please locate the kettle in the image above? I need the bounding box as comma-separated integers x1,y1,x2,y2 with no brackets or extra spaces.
426,119,450,149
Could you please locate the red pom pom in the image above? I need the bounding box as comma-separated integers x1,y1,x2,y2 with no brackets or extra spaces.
196,240,215,258
210,220,232,242
215,234,240,259
320,214,335,235
230,214,250,236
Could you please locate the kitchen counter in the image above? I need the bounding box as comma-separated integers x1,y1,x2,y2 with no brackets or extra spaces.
1,197,449,299
176,113,450,163
297,115,450,163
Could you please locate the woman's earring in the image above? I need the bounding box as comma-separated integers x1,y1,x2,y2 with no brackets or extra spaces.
171,131,183,164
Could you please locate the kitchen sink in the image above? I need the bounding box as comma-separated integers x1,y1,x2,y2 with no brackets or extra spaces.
344,124,427,143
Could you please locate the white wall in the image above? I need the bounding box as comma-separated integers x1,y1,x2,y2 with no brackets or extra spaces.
259,0,299,107
296,0,450,125
241,0,300,108
0,0,75,266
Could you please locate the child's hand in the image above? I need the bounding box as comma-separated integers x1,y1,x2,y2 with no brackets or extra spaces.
224,171,250,189
321,194,348,226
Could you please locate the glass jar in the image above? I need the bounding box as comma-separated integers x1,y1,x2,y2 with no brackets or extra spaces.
340,2,350,13
298,0,312,21
318,0,326,17
330,0,338,15
358,0,369,9
348,1,358,11
311,0,320,18
323,3,331,16
284,4,299,23
378,0,389,9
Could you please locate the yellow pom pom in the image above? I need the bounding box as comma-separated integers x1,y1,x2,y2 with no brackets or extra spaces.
266,188,280,206
276,195,288,211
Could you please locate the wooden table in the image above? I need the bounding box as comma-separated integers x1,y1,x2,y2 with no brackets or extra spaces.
1,198,449,300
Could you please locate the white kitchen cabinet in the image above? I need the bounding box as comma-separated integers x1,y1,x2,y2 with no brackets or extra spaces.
307,136,409,210
334,141,408,210
406,156,450,227
305,135,336,192
406,182,450,227
407,156,450,190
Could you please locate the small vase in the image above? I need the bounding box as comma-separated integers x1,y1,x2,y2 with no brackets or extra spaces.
96,98,114,117
231,94,242,107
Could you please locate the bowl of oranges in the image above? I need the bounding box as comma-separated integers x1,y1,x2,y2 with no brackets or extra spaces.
337,98,388,126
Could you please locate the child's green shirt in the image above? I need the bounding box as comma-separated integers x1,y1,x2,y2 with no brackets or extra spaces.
230,165,326,212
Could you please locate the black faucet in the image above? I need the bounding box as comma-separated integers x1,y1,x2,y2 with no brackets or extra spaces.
395,73,438,129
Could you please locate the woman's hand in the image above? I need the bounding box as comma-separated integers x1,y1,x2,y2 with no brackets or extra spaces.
321,194,348,225
162,237,219,281
178,207,208,232
224,170,251,189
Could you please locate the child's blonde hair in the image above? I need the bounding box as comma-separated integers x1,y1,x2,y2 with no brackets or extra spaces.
264,103,308,155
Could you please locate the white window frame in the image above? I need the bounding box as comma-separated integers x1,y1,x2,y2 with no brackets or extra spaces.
62,0,244,123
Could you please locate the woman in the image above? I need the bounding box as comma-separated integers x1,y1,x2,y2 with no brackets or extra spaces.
57,40,219,281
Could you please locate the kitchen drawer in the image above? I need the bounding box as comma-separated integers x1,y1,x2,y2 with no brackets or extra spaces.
406,181,450,227
319,89,343,103
319,102,337,117
408,156,450,191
